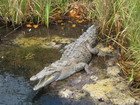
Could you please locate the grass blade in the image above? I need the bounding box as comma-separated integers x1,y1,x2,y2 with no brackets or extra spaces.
45,0,51,27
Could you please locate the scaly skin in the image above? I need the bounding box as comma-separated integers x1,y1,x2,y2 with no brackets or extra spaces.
30,25,112,90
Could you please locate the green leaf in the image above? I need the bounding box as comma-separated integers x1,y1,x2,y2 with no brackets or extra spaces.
45,0,51,28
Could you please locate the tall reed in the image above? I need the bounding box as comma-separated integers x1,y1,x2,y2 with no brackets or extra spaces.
92,0,140,83
0,0,27,26
45,0,51,27
0,0,69,26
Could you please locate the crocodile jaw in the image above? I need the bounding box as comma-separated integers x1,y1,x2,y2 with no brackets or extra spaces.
33,72,60,90
30,75,38,81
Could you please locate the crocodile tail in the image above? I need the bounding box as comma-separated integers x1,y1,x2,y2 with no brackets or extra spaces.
78,25,97,42
83,25,98,48
87,25,97,33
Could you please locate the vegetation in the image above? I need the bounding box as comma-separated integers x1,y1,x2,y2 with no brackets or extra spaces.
93,0,140,82
0,0,69,25
0,0,140,93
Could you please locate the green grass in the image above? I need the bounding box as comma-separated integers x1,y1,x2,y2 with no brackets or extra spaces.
0,0,27,26
127,0,140,84
45,0,51,27
0,0,69,26
92,1,140,93
127,0,140,67
92,0,140,84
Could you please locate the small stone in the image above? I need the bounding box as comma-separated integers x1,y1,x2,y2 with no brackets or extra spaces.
83,79,114,101
72,24,76,28
28,28,31,32
83,77,138,105
58,88,87,100
106,58,116,66
90,75,98,81
107,66,121,77
59,88,73,98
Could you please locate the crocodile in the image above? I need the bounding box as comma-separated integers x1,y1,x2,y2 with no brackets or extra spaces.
30,25,112,90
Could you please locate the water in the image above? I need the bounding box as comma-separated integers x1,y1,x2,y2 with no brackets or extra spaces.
0,72,94,105
36,95,94,105
0,23,94,105
0,73,34,105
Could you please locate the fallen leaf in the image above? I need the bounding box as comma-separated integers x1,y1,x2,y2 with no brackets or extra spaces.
72,24,76,28
26,24,32,28
33,24,39,28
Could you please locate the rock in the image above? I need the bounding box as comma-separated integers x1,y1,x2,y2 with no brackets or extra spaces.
90,75,98,81
107,91,136,105
83,78,115,101
107,66,121,77
106,57,117,67
82,77,138,105
59,88,73,98
58,88,87,100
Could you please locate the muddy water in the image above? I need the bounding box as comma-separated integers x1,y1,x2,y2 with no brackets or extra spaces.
0,23,93,105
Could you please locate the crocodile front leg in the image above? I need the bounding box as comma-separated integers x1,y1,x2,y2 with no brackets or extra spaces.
56,62,90,81
87,43,112,56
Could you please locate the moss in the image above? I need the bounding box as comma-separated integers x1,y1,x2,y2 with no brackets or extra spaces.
13,36,74,48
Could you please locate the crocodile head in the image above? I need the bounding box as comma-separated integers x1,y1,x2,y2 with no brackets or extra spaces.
30,67,60,90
